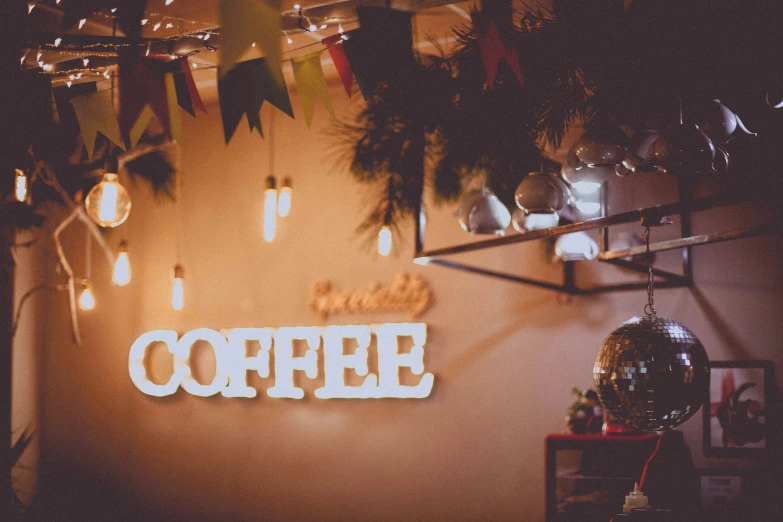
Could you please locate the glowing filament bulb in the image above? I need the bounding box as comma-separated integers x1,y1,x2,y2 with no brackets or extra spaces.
263,176,277,242
278,177,292,217
172,265,184,311
98,179,118,222
112,241,131,286
79,281,96,311
78,18,87,29
15,169,27,202
378,226,392,256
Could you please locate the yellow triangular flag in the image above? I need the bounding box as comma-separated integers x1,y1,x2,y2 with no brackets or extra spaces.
219,0,284,85
129,106,155,149
70,90,126,160
292,51,335,127
165,73,183,144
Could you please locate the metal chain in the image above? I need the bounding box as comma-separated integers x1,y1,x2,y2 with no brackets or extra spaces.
644,226,656,317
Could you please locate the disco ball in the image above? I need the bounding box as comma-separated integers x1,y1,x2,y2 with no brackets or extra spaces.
593,316,710,432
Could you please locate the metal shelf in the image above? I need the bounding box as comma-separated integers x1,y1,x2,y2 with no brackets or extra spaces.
413,181,780,295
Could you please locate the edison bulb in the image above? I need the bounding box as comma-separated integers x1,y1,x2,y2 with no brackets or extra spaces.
172,264,184,311
263,176,277,242
378,226,392,256
85,173,131,228
79,281,96,310
278,177,292,217
14,169,27,202
112,240,131,286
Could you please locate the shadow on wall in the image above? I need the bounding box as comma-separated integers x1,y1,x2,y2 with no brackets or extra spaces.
689,286,755,361
21,466,194,522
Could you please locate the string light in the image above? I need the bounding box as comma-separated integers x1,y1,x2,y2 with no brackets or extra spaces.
112,240,131,286
338,23,344,34
203,33,211,41
28,3,35,14
278,177,292,217
294,4,301,9
320,24,327,30
263,176,277,242
378,226,392,256
145,42,151,56
82,57,89,66
78,18,87,29
54,38,62,47
15,169,28,203
66,80,72,87
171,264,184,311
165,23,174,29
141,18,148,25
104,70,111,79
36,48,42,61
308,23,317,32
166,0,175,5
251,42,256,47
153,22,161,31
191,62,197,68
20,50,28,65
78,281,96,310
287,37,293,44
110,7,117,13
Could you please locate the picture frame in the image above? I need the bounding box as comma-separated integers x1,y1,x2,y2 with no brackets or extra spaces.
703,361,773,458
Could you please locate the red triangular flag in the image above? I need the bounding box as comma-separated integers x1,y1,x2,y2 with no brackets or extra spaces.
472,16,524,89
118,51,173,140
323,34,354,98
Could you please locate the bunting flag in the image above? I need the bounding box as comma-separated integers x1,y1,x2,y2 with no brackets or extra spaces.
173,59,207,117
472,14,524,89
118,50,177,147
292,52,335,127
70,90,126,160
54,82,97,137
218,58,294,144
341,8,415,100
322,34,354,98
61,1,147,41
219,0,284,85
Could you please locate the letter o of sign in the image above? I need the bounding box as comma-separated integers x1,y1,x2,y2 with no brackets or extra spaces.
172,328,231,397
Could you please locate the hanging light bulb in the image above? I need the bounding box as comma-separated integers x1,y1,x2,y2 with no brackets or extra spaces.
14,169,28,203
84,173,132,227
171,264,184,311
79,281,96,310
378,226,392,256
264,176,277,242
112,240,131,286
278,177,292,217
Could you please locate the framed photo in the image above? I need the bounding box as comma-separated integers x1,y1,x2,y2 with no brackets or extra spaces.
703,361,773,458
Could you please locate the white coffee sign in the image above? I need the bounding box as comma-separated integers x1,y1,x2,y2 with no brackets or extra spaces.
129,323,434,399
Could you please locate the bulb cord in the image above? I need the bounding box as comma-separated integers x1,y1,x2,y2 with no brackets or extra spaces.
644,226,656,317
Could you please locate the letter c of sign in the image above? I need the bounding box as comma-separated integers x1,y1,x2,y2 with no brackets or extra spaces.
129,330,184,397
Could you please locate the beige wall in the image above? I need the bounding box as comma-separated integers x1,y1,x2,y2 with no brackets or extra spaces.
12,235,46,506
39,86,783,521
